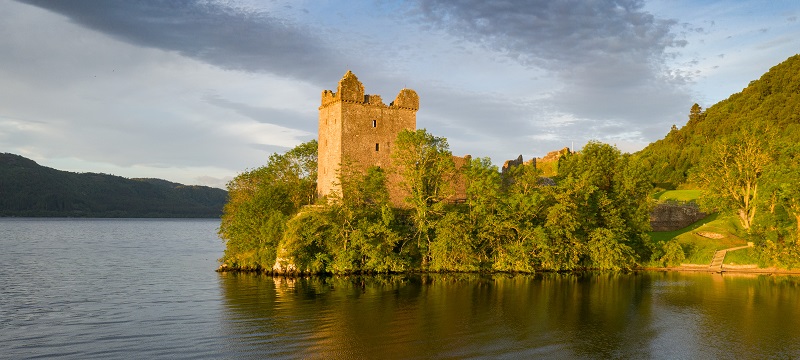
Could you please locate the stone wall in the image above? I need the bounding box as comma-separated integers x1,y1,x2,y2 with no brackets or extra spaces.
450,154,471,202
650,203,707,232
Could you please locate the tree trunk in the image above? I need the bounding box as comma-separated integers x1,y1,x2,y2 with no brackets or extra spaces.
738,208,751,230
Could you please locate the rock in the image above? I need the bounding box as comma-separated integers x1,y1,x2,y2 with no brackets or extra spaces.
696,231,725,239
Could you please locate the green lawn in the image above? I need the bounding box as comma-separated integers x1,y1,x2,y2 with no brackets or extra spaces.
723,247,764,267
652,189,703,203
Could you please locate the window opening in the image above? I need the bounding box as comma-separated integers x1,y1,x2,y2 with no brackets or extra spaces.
375,143,380,151
372,119,377,127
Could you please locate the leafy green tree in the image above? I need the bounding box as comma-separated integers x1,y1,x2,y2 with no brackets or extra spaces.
391,129,456,267
280,208,334,273
494,160,550,271
658,239,686,267
545,142,651,270
218,140,318,269
692,134,772,230
774,143,800,235
325,164,408,273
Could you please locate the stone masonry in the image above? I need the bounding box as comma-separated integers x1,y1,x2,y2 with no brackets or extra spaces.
318,71,418,205
317,71,468,206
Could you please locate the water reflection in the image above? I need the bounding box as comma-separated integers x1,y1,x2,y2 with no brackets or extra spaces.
218,272,800,359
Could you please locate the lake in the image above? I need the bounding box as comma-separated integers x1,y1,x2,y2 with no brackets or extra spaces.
2,218,800,359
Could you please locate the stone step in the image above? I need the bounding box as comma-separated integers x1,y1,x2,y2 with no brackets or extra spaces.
709,250,726,268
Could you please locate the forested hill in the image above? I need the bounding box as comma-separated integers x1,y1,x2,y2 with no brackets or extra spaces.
636,54,800,188
0,153,227,217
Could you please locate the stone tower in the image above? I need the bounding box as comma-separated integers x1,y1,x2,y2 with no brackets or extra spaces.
317,71,419,200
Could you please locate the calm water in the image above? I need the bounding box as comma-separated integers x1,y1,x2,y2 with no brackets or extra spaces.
2,218,800,359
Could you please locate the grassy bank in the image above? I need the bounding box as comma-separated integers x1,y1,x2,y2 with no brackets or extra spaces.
649,189,762,266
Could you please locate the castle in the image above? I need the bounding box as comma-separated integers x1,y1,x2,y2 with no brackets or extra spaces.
317,71,468,205
317,71,572,205
317,71,419,204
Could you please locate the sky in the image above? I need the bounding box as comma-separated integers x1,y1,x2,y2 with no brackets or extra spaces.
1,0,798,189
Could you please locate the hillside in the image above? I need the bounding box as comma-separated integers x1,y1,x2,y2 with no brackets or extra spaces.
637,54,800,188
0,153,227,217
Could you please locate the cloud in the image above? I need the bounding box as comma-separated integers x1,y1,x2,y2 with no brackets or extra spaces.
410,0,682,73
203,93,317,133
1,1,320,187
18,0,346,84
408,0,692,152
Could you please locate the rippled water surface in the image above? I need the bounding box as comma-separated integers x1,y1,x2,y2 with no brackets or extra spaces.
2,218,800,359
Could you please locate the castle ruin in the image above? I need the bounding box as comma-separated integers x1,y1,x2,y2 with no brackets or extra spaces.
317,71,419,204
317,71,468,206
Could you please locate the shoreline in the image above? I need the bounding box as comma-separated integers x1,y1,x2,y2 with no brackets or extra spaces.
217,264,800,276
641,264,800,275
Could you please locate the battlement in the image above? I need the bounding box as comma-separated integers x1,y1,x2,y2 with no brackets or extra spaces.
320,71,419,111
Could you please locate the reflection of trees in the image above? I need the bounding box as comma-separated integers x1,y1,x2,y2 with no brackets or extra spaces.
218,272,800,358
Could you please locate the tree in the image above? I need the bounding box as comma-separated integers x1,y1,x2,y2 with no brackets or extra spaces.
687,103,704,126
760,140,800,237
391,129,456,266
544,142,651,270
218,140,318,270
693,134,772,230
325,164,407,273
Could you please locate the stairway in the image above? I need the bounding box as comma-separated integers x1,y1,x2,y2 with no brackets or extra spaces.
709,250,726,270
709,244,753,271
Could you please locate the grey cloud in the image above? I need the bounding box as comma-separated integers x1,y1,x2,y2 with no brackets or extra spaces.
408,0,690,152
203,94,316,134
17,0,347,84
410,0,681,73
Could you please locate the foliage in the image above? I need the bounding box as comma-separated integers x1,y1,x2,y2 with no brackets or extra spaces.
218,137,659,273
545,142,653,269
391,129,456,267
323,164,409,273
637,54,800,266
217,135,658,273
218,140,318,269
637,54,800,188
758,240,800,269
658,239,686,267
691,132,773,230
0,153,227,218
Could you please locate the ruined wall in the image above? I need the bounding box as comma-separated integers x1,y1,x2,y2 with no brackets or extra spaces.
650,203,707,232
450,154,471,203
501,155,524,175
318,71,418,205
536,147,571,177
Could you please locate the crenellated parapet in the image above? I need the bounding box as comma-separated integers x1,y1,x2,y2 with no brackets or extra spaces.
320,71,419,111
391,88,419,110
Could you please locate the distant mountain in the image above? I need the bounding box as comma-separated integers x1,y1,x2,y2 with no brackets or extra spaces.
0,153,227,217
636,54,800,188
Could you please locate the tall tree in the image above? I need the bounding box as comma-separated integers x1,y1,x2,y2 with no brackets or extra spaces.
391,129,455,266
218,140,318,270
693,134,772,230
